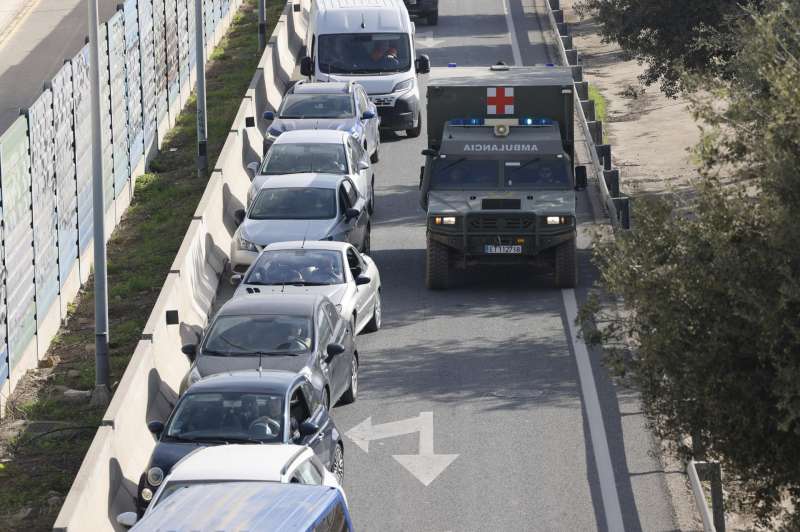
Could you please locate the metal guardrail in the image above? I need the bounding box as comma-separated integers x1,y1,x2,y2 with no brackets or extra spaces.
688,460,726,532
542,0,623,230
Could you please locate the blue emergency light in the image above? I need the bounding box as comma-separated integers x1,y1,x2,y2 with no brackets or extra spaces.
518,117,554,126
449,118,484,126
448,63,457,68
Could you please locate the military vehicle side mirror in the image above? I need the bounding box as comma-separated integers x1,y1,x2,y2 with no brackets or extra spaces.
421,148,437,157
300,56,314,77
419,166,425,189
415,54,431,74
575,166,588,191
234,209,246,226
246,161,260,178
263,110,275,121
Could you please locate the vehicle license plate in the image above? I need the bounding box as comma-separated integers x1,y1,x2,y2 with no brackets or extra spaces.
484,245,522,254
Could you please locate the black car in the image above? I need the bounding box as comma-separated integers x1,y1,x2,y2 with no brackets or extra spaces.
403,0,438,25
180,293,358,410
137,370,343,515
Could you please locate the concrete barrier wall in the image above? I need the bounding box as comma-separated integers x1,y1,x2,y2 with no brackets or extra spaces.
53,1,308,529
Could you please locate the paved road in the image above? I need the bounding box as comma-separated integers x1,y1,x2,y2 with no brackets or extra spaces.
0,0,119,132
216,0,681,530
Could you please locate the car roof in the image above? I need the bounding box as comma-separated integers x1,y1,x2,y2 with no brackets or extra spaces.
290,81,353,94
254,172,345,190
272,129,348,144
217,293,325,317
263,240,352,252
135,483,345,531
167,444,310,483
187,370,302,395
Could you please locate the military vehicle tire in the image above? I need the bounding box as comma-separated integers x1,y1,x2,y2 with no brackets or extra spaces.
407,113,422,138
554,240,577,288
426,236,449,289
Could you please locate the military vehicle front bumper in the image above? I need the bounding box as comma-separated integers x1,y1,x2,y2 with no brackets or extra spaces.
428,212,575,263
404,0,438,18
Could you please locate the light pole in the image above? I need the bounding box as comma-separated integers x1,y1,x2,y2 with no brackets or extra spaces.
195,0,208,177
88,0,110,406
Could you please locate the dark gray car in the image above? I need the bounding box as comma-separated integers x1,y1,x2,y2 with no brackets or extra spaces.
137,370,343,515
180,294,358,412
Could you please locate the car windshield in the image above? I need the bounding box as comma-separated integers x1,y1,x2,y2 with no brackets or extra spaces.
245,249,345,286
430,158,499,189
318,33,411,74
203,315,313,355
279,94,354,119
165,392,285,443
250,188,337,220
261,143,348,175
504,157,572,188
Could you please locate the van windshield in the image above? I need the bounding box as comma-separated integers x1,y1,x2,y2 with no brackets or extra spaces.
318,33,411,74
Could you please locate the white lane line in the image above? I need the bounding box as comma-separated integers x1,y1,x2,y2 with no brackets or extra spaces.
502,0,524,66
562,288,625,532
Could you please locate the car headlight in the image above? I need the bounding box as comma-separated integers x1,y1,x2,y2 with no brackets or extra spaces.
392,78,414,93
433,216,457,225
238,234,258,252
141,488,153,502
545,215,571,225
147,467,164,487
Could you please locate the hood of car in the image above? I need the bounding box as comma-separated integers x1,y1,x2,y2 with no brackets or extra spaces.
271,118,357,134
150,440,202,477
195,353,310,378
240,219,338,247
236,283,348,305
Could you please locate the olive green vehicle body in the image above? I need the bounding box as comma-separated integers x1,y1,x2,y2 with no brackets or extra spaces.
419,66,582,287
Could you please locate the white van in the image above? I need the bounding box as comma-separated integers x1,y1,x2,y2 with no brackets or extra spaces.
300,0,431,137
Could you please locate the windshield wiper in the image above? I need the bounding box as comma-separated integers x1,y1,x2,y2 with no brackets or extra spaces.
174,435,262,444
202,349,232,357
229,351,300,357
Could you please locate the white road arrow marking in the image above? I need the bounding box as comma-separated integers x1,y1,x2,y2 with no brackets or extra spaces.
415,32,446,50
346,412,458,486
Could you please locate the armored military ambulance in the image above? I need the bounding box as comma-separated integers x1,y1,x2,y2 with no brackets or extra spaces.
419,64,587,289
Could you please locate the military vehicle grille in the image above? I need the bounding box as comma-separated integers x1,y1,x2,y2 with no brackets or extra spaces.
468,216,535,231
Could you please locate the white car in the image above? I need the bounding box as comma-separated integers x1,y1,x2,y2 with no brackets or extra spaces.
233,241,382,335
248,129,376,215
117,444,343,527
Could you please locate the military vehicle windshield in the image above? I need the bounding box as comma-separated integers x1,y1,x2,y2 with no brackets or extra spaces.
504,157,571,188
430,158,499,189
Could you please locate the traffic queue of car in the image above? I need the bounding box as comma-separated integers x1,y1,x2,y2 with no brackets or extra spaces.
116,1,433,529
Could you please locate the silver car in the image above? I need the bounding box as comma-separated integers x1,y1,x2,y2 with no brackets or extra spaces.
231,174,371,273
232,241,382,335
263,80,380,163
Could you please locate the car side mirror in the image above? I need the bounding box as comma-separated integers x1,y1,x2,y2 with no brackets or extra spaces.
357,160,369,171
181,344,197,362
421,148,437,157
246,161,260,179
326,343,345,361
356,274,371,286
345,207,359,220
361,110,375,120
234,209,246,226
147,420,164,436
575,165,588,191
116,512,138,528
263,110,275,121
300,56,314,77
415,54,431,74
299,420,320,436
230,274,242,285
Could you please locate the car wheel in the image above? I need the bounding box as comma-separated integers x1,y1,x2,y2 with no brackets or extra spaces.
332,443,344,484
368,178,375,215
364,290,381,333
362,225,371,254
406,112,422,138
340,355,358,405
370,145,379,163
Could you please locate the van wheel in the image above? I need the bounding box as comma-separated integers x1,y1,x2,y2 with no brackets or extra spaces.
427,11,439,25
554,240,577,288
426,235,449,289
340,355,358,405
406,112,422,138
332,443,344,483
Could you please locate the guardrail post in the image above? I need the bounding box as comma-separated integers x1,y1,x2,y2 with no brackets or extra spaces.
557,22,569,36
708,463,725,532
565,49,578,65
614,196,630,229
548,0,560,10
571,65,583,82
603,169,620,197
552,9,564,23
561,35,573,50
587,120,603,144
596,144,612,170
581,99,595,121
574,81,588,100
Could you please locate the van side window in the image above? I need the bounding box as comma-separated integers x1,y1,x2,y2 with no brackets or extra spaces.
312,501,349,532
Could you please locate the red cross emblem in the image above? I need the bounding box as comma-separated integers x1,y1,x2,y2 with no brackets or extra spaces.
487,87,514,115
